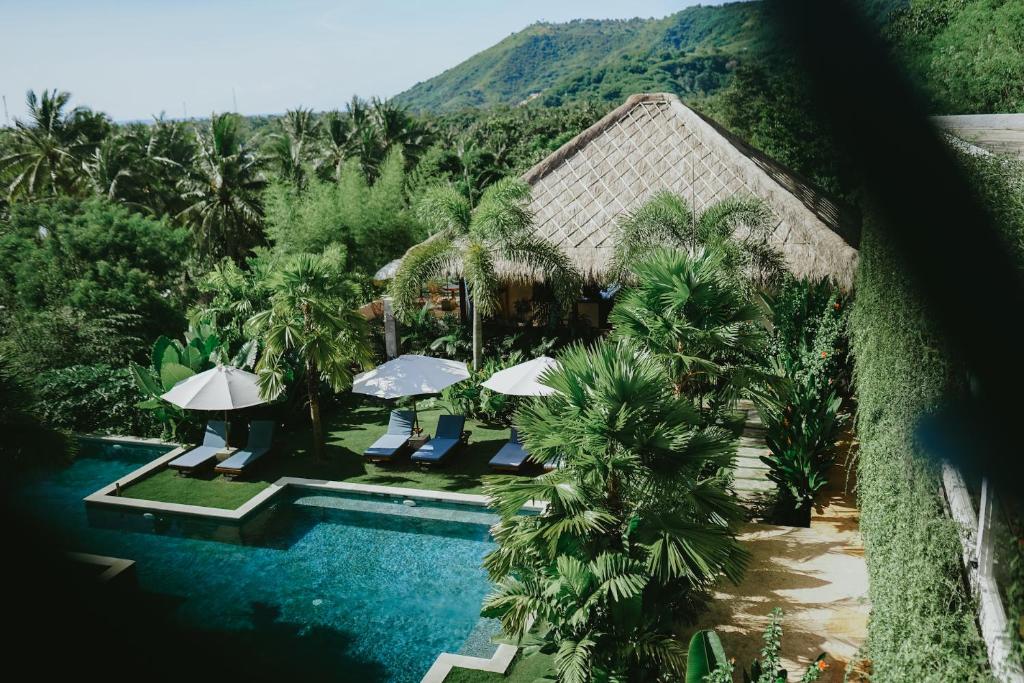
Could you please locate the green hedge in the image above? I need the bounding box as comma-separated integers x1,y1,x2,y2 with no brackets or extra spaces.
850,216,990,680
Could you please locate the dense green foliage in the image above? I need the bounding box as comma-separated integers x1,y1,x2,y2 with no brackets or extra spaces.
0,355,75,472
849,147,1024,677
755,278,849,524
0,198,188,374
265,148,423,268
482,340,746,682
35,364,160,436
395,1,908,114
610,247,769,407
890,0,1024,114
849,216,990,679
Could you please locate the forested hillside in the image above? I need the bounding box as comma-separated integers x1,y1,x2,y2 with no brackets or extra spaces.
395,1,908,112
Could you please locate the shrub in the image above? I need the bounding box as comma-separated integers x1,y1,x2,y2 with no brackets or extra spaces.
1,355,74,472
34,364,161,437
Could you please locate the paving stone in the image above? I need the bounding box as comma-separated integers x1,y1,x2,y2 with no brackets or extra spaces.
734,466,772,480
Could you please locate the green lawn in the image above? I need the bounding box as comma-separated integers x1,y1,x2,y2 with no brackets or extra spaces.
443,653,553,682
121,399,527,509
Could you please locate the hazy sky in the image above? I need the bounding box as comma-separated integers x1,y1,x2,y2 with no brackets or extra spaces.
0,1,724,123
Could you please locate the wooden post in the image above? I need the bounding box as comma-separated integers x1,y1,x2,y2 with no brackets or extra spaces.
941,464,1024,681
382,296,399,359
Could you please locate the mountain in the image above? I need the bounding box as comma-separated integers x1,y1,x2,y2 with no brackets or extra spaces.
394,1,906,113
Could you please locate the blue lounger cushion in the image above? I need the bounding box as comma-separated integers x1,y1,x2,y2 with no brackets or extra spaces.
489,429,528,471
169,421,228,472
411,415,466,464
410,438,459,463
216,420,275,475
364,410,415,461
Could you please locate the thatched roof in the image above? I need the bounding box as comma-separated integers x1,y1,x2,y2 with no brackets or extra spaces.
520,93,860,287
933,114,1024,159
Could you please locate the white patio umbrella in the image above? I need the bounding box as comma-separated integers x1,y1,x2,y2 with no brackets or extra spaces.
481,356,559,396
161,365,267,441
351,354,469,431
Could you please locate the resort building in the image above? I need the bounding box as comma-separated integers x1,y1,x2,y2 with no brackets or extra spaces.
390,93,862,329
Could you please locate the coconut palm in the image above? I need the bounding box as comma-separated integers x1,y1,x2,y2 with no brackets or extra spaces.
246,249,373,459
0,89,110,200
390,177,581,370
87,116,195,217
179,112,267,264
610,190,783,286
316,110,354,181
369,97,431,164
267,108,320,191
609,246,770,407
482,340,747,682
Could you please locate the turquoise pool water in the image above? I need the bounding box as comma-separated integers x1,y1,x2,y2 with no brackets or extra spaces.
15,440,501,682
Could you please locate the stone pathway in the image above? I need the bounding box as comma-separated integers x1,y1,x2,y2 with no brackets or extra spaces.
732,399,775,504
687,429,870,682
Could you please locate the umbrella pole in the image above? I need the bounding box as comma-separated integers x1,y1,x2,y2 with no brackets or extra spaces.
413,398,420,435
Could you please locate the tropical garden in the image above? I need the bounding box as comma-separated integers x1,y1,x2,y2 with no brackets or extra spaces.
3,1,1024,681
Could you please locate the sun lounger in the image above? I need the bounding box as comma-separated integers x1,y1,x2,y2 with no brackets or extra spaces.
489,428,529,472
169,421,228,475
410,414,468,465
216,420,275,478
364,410,415,462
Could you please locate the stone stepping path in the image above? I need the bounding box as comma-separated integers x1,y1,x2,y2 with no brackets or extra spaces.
732,399,775,504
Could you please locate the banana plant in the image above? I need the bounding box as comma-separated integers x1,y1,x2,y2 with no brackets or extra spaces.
686,630,727,683
130,319,257,440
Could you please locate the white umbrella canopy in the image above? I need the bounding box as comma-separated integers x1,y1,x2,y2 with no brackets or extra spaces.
352,354,469,400
161,365,266,410
352,354,469,432
481,356,559,396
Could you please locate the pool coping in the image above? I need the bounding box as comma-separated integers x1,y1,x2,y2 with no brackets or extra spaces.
82,435,546,519
80,434,538,681
67,551,136,583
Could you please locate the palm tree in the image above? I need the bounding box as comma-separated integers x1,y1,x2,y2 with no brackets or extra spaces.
610,190,783,286
87,116,195,217
609,246,769,406
247,249,373,459
0,89,110,200
267,108,319,191
316,110,353,182
390,178,581,370
369,97,431,164
179,113,267,263
482,340,747,682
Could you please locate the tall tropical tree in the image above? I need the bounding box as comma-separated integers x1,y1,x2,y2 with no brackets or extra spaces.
247,249,373,459
390,178,581,369
316,109,354,182
610,190,783,286
267,108,320,191
179,112,267,263
483,341,747,682
0,89,110,200
369,97,431,165
87,116,196,217
609,247,769,407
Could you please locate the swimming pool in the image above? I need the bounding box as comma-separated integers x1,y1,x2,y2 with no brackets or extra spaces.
14,440,502,682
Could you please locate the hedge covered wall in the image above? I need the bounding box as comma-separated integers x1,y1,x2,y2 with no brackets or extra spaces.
850,215,991,680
